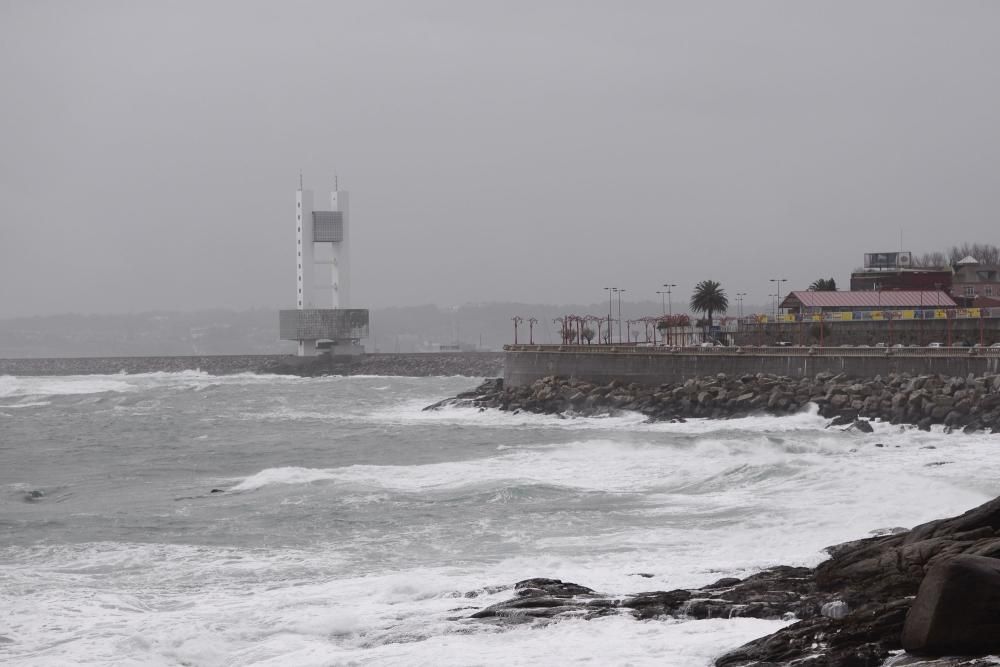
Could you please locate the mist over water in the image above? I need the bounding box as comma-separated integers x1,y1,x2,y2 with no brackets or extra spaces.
1,373,996,665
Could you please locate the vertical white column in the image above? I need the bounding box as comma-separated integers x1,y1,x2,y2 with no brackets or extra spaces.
296,189,315,309
331,190,350,309
296,188,317,356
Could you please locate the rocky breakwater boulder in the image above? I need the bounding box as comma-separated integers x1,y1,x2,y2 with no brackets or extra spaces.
426,373,818,420
466,496,1000,666
426,372,1000,432
817,371,1000,434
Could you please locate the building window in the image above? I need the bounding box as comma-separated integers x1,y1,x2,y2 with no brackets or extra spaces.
986,287,994,297
965,286,976,296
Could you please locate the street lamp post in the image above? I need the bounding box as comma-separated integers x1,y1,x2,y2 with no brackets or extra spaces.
617,289,627,344
663,283,677,317
512,316,523,345
603,287,615,344
656,290,668,316
528,317,537,345
736,292,747,318
769,278,787,315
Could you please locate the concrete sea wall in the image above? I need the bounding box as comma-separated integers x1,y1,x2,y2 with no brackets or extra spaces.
503,345,1000,387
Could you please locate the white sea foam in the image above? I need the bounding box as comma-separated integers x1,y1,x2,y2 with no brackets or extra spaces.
0,370,329,400
352,397,836,434
230,466,345,492
225,431,849,496
4,376,1000,666
0,541,791,667
0,374,137,398
0,400,52,408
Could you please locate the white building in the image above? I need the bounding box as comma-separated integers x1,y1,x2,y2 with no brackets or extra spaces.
296,185,351,310
280,179,368,356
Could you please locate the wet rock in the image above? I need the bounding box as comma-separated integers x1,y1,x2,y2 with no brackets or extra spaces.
821,600,850,619
850,419,874,433
468,495,1000,667
901,555,1000,655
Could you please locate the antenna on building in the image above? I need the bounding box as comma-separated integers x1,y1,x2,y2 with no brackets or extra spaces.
334,171,339,191
298,170,303,190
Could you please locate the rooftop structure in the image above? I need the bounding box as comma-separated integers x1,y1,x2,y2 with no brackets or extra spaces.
780,290,956,313
951,257,1000,303
849,268,952,292
850,250,952,292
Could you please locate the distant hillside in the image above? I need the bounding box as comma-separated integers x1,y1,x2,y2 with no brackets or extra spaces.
0,300,771,358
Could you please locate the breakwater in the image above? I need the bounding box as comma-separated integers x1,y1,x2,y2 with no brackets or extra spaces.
428,370,1000,433
504,344,1000,387
0,352,503,378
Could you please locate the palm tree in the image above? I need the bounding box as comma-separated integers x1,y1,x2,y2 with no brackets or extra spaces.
808,278,837,291
690,280,728,342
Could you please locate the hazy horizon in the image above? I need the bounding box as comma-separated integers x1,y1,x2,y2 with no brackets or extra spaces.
3,1,999,318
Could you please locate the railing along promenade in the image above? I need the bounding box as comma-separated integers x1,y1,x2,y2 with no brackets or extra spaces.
504,344,1000,358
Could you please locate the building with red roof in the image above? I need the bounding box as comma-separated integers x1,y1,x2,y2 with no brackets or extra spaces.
779,290,955,315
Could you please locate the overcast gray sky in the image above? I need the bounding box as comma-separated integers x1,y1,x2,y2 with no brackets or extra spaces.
2,1,999,317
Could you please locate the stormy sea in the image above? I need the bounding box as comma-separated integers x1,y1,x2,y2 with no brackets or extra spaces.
2,371,997,666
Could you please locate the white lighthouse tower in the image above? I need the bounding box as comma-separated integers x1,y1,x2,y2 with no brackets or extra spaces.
280,176,368,356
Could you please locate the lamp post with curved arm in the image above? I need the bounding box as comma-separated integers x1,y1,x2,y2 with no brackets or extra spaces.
528,317,537,345
512,316,523,345
663,283,677,317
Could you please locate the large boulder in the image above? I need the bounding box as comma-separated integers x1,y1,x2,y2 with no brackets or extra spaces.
901,555,1000,654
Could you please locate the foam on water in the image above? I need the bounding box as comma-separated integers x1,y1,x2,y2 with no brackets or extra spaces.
1,540,793,667
4,373,1000,666
0,374,138,398
0,370,338,401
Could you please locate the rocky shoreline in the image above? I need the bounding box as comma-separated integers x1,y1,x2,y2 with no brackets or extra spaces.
427,373,1000,664
455,496,1000,666
426,371,1000,433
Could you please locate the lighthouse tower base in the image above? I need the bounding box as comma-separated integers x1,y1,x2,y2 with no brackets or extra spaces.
279,309,370,357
